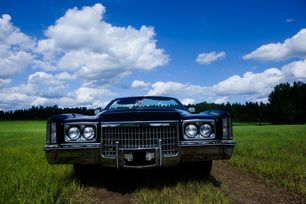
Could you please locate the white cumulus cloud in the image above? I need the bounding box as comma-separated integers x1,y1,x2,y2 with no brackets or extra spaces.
212,68,284,95
148,81,209,96
0,15,35,78
28,71,74,85
181,98,196,105
131,80,151,89
281,59,306,80
0,84,114,109
0,14,35,49
196,51,226,65
243,28,306,61
37,3,169,86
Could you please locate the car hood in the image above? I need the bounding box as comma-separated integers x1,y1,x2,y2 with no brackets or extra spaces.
50,108,229,123
99,108,228,122
99,109,181,122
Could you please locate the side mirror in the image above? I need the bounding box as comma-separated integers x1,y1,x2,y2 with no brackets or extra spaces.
188,107,195,113
94,108,102,114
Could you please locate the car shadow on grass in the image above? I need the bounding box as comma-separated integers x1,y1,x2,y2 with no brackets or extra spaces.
74,164,222,194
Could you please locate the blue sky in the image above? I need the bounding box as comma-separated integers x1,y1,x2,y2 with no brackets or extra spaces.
0,0,306,110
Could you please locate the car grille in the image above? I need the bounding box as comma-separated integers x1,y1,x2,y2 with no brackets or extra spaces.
101,123,179,158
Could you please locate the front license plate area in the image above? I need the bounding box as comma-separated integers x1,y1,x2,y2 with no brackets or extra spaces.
133,151,146,162
123,150,156,166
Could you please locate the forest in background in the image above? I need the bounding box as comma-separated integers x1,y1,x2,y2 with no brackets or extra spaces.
1,82,305,124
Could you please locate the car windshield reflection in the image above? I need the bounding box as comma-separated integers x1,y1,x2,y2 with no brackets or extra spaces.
107,97,185,110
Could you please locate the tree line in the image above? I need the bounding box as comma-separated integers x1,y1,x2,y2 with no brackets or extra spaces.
0,106,94,120
193,81,306,124
0,81,305,124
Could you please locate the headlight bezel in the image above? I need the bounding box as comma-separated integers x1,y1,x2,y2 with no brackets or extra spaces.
64,122,98,142
183,119,216,140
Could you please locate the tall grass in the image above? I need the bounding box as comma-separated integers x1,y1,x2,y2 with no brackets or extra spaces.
0,121,94,203
134,180,227,204
231,124,306,196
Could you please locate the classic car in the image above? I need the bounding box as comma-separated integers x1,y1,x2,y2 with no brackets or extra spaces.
44,96,235,174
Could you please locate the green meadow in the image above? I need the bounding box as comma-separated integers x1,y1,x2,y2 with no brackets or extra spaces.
230,124,306,196
0,121,305,203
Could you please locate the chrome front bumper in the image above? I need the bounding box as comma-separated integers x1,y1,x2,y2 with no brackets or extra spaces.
44,140,236,169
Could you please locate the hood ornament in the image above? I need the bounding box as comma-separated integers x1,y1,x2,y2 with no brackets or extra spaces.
136,99,144,108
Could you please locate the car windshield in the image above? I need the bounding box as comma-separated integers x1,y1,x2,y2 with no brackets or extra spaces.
106,97,185,110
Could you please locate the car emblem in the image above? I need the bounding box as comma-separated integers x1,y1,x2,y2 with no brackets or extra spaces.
136,99,143,107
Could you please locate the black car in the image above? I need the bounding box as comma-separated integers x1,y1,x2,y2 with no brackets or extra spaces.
44,96,235,174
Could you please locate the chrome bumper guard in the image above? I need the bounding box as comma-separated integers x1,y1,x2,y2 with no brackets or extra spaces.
113,139,163,169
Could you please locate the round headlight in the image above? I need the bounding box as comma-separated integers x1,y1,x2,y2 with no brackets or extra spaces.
199,124,213,138
68,127,80,140
185,124,198,138
83,127,95,140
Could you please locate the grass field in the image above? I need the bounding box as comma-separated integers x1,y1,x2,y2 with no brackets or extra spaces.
0,121,305,203
0,121,95,203
231,124,306,196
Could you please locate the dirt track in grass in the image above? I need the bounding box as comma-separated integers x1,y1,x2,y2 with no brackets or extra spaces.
84,161,303,204
212,161,303,204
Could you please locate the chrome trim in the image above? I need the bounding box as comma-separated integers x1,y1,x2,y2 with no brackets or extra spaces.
60,143,101,147
115,141,119,169
118,147,160,151
182,119,216,140
155,146,159,166
179,140,236,147
121,164,158,169
101,120,178,128
149,123,170,127
44,143,101,150
158,139,162,166
101,124,121,128
182,119,215,123
64,122,99,125
102,120,178,124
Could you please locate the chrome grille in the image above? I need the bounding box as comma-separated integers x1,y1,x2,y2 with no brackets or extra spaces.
101,122,179,158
